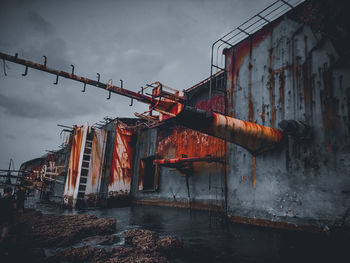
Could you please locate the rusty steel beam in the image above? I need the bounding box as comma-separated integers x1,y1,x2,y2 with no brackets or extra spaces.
153,156,224,166
175,106,284,155
0,52,153,105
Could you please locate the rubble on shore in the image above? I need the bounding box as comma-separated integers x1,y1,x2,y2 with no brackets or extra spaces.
14,209,116,247
49,229,184,263
0,209,183,263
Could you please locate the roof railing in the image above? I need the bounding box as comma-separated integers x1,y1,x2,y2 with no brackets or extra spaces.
209,0,305,99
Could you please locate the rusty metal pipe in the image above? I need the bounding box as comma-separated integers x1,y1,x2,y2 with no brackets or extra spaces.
176,106,283,155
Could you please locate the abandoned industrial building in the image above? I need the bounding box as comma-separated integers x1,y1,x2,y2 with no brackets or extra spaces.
1,0,349,237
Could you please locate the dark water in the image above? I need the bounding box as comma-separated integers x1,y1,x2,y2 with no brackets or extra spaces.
27,198,348,263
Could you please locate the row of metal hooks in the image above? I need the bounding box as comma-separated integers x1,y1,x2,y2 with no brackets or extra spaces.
2,53,134,103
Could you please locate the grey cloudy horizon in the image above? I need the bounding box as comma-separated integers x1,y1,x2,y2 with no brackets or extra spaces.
0,0,271,169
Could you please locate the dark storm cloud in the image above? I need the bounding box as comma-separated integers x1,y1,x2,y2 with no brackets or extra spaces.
25,12,52,34
0,92,97,119
0,0,272,168
0,4,70,69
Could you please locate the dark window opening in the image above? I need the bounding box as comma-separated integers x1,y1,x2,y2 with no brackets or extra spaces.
139,156,157,191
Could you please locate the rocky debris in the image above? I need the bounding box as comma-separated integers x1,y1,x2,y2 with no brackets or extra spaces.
124,229,184,253
156,236,184,256
82,234,120,246
1,209,183,263
107,246,168,263
49,228,184,263
14,209,116,248
124,229,158,251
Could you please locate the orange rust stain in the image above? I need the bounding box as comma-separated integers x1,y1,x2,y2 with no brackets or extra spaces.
252,26,271,49
91,132,102,187
110,123,135,186
138,160,145,189
321,68,339,151
195,94,225,113
252,156,256,188
268,31,276,128
67,126,83,190
226,25,271,117
233,38,251,83
225,48,235,117
260,104,266,125
248,37,254,123
248,61,254,122
209,113,283,154
157,126,225,160
279,73,285,111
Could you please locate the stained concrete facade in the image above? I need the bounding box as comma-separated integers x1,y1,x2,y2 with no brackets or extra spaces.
129,0,350,229
222,0,350,228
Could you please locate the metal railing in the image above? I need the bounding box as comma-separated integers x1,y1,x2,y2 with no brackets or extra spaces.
209,0,305,98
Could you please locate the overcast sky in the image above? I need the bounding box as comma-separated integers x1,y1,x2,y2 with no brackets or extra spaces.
0,0,272,169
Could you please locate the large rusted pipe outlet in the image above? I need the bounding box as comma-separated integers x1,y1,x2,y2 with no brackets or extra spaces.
175,106,284,155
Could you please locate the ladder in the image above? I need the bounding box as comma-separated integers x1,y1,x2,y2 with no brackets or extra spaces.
77,130,93,201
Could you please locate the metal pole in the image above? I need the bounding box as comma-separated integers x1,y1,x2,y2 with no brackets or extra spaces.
0,52,154,105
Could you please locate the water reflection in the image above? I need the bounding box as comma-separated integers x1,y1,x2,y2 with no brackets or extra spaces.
28,198,347,263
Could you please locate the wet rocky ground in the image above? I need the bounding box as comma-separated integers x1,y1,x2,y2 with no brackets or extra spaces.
0,209,183,263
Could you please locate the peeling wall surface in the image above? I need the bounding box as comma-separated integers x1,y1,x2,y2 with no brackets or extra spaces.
63,124,87,206
224,0,350,227
108,121,135,197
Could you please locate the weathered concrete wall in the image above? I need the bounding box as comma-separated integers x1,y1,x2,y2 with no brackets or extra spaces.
225,0,350,227
131,75,227,210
